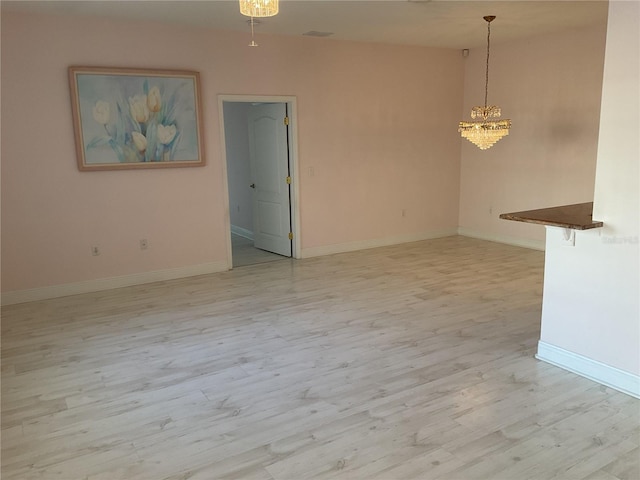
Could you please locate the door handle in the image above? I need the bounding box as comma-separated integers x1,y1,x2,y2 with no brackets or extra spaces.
250,183,256,189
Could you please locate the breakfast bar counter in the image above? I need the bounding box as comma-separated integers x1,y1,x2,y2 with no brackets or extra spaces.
499,202,603,230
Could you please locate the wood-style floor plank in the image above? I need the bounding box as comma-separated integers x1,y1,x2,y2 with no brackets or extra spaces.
2,236,638,479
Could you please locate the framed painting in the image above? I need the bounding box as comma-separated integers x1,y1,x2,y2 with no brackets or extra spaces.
69,66,205,171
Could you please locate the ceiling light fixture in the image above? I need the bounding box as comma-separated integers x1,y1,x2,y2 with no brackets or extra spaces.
247,17,259,47
239,0,278,47
239,0,278,18
458,16,511,150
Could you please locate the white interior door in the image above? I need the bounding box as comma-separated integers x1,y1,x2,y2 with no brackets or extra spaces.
248,103,292,257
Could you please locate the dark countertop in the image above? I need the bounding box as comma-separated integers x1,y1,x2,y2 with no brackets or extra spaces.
499,202,603,230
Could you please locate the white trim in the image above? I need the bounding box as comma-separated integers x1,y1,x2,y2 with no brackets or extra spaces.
458,227,545,251
537,341,640,399
231,225,254,241
1,261,228,306
300,229,458,258
218,97,235,270
287,99,302,260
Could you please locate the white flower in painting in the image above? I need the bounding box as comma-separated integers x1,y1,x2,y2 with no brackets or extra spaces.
92,100,110,125
157,124,177,145
147,86,161,113
129,95,149,123
131,131,147,152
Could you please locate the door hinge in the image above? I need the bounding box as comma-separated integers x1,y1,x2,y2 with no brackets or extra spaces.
288,232,293,240
286,176,292,184
284,116,289,126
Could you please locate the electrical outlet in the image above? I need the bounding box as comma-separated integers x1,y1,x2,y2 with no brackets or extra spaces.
91,246,100,256
140,239,148,250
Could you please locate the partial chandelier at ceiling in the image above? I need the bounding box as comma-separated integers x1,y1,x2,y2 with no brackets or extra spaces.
458,16,511,150
239,0,279,18
239,0,279,47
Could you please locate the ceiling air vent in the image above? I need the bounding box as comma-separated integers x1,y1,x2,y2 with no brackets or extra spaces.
303,31,334,37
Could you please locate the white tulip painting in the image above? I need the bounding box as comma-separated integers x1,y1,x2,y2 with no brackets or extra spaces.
91,100,110,125
69,67,205,171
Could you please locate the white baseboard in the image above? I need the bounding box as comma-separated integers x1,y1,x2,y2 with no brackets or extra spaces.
231,225,254,241
536,341,640,399
299,229,458,259
1,261,229,306
458,227,545,251
0,229,546,305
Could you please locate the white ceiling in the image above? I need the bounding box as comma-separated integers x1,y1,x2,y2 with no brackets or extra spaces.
2,0,608,49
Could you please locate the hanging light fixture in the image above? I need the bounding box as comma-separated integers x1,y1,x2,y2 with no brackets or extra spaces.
239,0,279,18
247,18,259,47
458,16,511,150
239,0,278,47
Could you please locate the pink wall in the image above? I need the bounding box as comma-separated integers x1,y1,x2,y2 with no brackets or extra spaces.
1,12,464,293
458,22,607,248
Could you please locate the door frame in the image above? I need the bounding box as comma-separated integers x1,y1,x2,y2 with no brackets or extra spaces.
218,94,301,267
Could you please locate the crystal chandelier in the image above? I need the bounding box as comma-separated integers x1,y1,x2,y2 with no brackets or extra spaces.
239,0,278,47
239,0,279,17
458,16,511,150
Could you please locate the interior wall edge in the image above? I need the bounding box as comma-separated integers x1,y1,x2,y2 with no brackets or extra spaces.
457,227,546,252
0,260,229,306
2,225,551,305
299,229,459,259
230,225,254,241
537,340,640,399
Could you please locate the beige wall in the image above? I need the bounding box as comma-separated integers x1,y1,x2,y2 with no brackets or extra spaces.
1,11,464,294
458,22,607,249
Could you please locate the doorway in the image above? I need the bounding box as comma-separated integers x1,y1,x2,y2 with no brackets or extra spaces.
220,96,300,268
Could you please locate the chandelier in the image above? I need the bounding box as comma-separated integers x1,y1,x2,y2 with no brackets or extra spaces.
239,0,278,47
239,0,279,17
458,16,511,150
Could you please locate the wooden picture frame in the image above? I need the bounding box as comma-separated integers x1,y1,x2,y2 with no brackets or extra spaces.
69,66,205,171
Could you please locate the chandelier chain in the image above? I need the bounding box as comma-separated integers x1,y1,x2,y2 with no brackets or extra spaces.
484,20,491,108
458,15,510,150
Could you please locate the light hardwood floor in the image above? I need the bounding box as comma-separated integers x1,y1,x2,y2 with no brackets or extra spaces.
2,236,638,480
